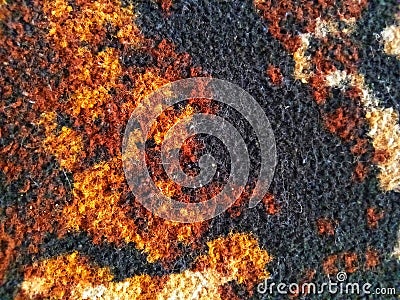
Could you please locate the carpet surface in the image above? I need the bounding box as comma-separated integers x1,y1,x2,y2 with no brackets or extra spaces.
0,0,400,299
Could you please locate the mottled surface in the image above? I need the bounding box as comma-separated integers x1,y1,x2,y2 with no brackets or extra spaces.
1,0,399,299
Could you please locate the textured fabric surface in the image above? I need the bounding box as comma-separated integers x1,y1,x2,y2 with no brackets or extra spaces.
0,0,399,299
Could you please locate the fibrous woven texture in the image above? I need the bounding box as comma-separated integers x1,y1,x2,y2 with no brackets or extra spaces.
0,0,399,299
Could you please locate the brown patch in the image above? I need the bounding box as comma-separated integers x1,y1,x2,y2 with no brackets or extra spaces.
367,207,384,229
218,283,242,300
266,65,283,85
316,218,336,236
353,161,369,182
365,248,380,269
351,138,369,156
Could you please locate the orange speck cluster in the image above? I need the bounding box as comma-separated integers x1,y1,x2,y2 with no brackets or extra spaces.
266,65,283,85
316,218,336,236
366,207,384,229
262,193,280,215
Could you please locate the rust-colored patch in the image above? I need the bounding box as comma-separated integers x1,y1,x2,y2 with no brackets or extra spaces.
194,232,272,294
351,138,369,156
365,248,380,269
156,0,173,14
353,161,370,182
262,193,280,215
323,107,364,141
366,207,384,229
266,65,283,85
322,254,339,275
343,252,358,273
316,218,336,236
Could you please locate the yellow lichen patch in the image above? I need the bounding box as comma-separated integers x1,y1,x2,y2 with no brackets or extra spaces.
159,232,271,299
43,0,142,48
381,25,400,59
293,34,312,83
366,108,400,192
122,70,172,114
18,233,271,299
17,251,114,299
70,48,122,117
39,112,84,171
157,270,222,300
324,71,400,192
202,232,271,285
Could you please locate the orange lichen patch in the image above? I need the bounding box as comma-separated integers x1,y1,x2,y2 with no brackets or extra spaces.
0,222,16,284
155,0,173,14
343,252,358,273
353,161,369,182
18,234,269,299
316,218,336,236
365,248,380,269
266,65,283,85
59,157,207,263
39,112,84,171
194,232,272,293
43,0,141,48
323,251,366,275
68,47,122,117
262,193,280,215
366,207,384,229
17,251,165,300
18,251,113,299
322,254,339,275
381,25,400,59
366,108,400,192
